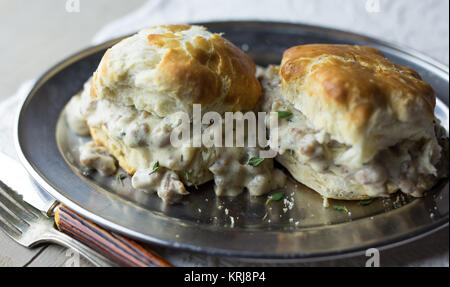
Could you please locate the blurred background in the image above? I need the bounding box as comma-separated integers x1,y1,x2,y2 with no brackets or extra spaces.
0,0,448,102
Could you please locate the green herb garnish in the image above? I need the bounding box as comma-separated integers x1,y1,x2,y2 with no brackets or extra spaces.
277,111,292,119
333,205,349,213
185,170,190,180
262,212,269,221
359,199,374,206
150,161,159,174
265,192,284,206
289,149,294,156
247,157,265,167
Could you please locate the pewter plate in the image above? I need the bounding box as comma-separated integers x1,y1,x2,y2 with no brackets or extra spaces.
15,22,449,260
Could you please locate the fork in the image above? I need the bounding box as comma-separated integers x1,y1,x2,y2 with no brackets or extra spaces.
0,181,118,267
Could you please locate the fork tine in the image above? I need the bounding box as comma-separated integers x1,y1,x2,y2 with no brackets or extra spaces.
0,190,38,221
0,181,41,217
0,216,22,237
0,201,30,232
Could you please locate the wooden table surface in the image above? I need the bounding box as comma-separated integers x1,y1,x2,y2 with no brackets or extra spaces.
0,0,448,267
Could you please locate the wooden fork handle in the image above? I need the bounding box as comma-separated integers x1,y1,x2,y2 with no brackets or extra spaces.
54,204,172,267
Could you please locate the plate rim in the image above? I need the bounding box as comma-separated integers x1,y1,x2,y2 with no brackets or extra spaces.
14,21,450,261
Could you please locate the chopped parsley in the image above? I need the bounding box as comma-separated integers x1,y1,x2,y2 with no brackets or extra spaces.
263,192,285,220
333,205,349,213
265,192,284,206
247,157,265,167
150,161,159,174
359,199,374,206
277,111,292,119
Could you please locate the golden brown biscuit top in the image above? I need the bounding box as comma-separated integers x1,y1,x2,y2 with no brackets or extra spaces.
91,25,261,117
281,44,435,119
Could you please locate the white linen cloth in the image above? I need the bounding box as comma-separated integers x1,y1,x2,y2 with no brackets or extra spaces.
1,0,448,266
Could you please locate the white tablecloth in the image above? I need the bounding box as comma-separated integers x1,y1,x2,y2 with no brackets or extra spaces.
1,0,448,266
